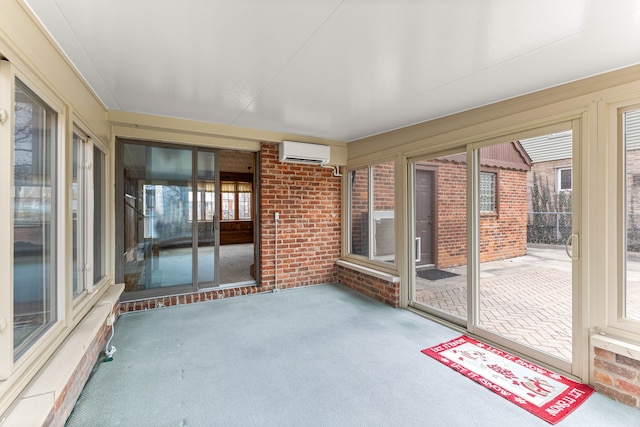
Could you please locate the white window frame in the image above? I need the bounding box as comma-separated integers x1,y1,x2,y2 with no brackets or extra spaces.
0,62,67,379
347,159,397,266
71,120,109,304
557,166,572,192
603,99,640,340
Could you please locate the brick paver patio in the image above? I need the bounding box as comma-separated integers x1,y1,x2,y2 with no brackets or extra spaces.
415,245,640,361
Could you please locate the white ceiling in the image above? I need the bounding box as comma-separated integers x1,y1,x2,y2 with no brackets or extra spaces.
23,0,640,142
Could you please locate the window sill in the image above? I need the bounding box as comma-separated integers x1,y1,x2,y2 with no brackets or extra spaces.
336,259,400,283
591,334,640,361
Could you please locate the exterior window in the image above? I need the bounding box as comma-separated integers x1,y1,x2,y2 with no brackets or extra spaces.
624,108,640,323
557,167,572,191
93,146,106,284
73,131,107,297
349,167,369,258
221,181,252,220
72,131,87,298
13,79,57,357
479,172,496,213
348,161,396,263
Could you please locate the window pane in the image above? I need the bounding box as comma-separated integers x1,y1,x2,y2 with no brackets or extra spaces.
13,79,57,356
413,153,467,321
94,146,105,284
559,168,572,191
349,168,369,257
72,133,85,297
222,191,235,220
238,192,251,220
624,109,640,322
479,172,496,212
373,162,395,263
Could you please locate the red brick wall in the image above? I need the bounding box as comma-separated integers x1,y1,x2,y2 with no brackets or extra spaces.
479,168,528,262
434,160,467,268
260,143,341,290
428,159,528,268
593,347,640,408
337,266,400,307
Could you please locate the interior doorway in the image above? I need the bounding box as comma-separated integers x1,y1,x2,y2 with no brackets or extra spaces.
115,139,257,298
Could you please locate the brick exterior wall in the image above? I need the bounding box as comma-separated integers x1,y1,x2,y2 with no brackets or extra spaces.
479,168,528,262
336,266,400,307
420,158,528,269
527,159,571,213
593,347,640,408
433,160,467,268
260,143,341,290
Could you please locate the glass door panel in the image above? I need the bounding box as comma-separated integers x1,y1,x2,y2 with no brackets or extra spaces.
123,144,194,291
411,151,468,324
196,151,217,286
475,134,573,363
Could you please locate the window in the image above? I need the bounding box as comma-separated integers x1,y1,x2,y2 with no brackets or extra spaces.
72,130,87,298
93,146,106,284
221,181,252,220
624,108,640,323
348,161,396,263
479,171,496,213
13,79,57,358
73,130,107,298
557,167,572,191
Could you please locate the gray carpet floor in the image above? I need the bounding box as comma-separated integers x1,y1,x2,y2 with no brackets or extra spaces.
66,283,639,426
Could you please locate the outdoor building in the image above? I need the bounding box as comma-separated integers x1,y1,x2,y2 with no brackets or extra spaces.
2,1,640,425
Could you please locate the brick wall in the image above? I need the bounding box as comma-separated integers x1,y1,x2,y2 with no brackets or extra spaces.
434,160,467,268
527,159,571,213
593,347,640,408
479,168,528,262
428,159,528,268
260,143,342,290
336,266,400,307
120,285,262,312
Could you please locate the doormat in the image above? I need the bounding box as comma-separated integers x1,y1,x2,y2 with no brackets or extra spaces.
421,335,593,424
417,268,460,281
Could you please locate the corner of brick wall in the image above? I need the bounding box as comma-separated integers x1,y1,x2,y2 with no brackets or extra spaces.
593,346,640,409
336,265,400,307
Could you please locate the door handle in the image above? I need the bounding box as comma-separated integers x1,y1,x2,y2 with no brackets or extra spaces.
564,233,579,260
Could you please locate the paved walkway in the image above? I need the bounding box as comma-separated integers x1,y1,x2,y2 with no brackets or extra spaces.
415,245,640,361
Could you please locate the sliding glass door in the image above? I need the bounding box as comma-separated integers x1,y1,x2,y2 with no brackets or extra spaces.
196,151,217,286
118,141,220,295
410,125,578,374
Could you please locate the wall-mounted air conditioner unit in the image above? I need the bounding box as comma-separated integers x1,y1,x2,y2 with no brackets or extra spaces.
279,140,331,165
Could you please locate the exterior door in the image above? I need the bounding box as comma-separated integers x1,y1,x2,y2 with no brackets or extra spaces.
471,129,576,374
415,168,435,266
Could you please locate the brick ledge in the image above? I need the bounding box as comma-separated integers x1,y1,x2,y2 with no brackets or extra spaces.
592,334,640,361
336,260,400,283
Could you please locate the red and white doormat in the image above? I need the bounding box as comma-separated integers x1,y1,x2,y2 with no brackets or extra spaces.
422,335,594,424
